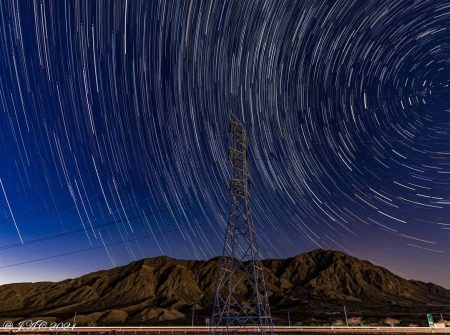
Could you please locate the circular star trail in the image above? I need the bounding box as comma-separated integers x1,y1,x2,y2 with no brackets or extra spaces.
0,0,450,285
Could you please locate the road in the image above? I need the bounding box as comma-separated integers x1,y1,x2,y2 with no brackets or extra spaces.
0,326,448,334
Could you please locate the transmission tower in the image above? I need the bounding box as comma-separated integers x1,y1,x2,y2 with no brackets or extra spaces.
210,115,273,335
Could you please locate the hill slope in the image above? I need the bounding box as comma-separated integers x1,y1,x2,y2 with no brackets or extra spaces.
0,249,448,325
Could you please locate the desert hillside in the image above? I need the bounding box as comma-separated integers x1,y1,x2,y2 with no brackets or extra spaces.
0,249,449,326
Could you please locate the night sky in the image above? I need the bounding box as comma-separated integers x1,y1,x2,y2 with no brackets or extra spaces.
1,0,450,287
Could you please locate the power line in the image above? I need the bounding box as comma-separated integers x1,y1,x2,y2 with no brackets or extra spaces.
0,220,207,269
0,207,169,251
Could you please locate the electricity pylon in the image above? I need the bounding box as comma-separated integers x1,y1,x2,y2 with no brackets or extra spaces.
210,114,273,335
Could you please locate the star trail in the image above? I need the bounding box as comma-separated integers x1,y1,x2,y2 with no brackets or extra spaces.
1,0,450,286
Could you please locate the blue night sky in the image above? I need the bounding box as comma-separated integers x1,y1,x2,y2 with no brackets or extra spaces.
1,0,450,287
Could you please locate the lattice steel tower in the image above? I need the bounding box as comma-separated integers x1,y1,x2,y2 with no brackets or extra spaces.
210,115,273,335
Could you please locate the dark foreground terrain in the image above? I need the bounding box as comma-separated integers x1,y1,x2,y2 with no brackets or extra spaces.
0,249,449,326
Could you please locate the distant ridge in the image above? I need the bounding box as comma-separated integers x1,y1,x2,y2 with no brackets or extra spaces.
0,249,449,326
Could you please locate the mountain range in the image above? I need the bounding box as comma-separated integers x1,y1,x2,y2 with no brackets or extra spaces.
0,249,449,326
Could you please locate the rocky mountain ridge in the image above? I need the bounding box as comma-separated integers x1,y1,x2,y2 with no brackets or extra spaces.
0,249,448,326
